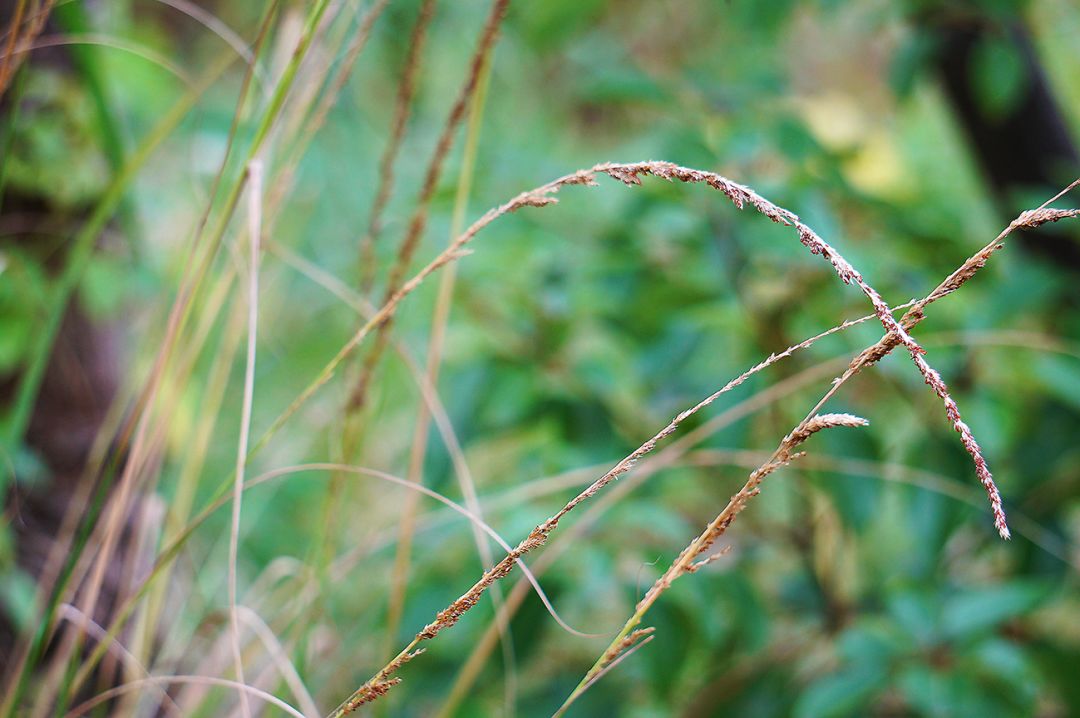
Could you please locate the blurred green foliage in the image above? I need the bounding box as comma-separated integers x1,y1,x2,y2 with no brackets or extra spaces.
2,0,1080,716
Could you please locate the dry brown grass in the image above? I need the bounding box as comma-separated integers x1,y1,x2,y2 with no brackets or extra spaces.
0,0,56,97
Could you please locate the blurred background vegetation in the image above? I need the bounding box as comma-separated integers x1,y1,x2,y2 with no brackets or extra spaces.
1,0,1079,715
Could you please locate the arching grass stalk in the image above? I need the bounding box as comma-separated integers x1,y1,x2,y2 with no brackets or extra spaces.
259,162,1018,538
550,178,1080,713
325,168,1080,713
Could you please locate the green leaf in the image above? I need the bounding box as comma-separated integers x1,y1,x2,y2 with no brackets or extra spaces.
886,590,938,647
1033,354,1080,412
970,36,1027,119
794,664,887,718
970,638,1039,707
838,622,904,668
941,582,1051,640
898,664,951,717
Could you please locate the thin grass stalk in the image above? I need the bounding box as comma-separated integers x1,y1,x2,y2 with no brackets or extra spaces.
550,177,1079,712
51,0,338,702
266,0,391,217
433,344,898,715
357,0,438,293
0,47,237,458
324,168,1080,711
52,604,182,718
269,0,354,144
64,676,307,718
329,363,869,711
381,39,495,677
921,328,1080,359
227,639,308,718
236,608,320,718
263,0,351,170
228,159,264,718
156,0,266,88
684,449,1076,569
0,50,242,718
552,414,871,716
0,0,28,96
344,0,510,413
130,270,243,666
4,31,192,85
